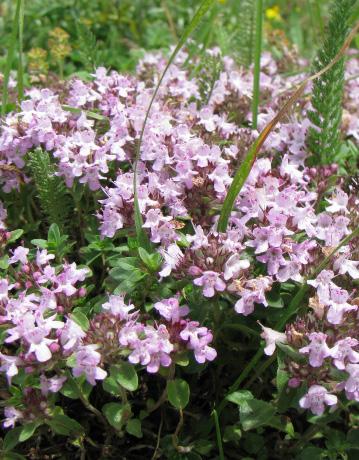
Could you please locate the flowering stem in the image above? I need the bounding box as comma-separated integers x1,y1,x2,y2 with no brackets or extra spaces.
251,0,263,130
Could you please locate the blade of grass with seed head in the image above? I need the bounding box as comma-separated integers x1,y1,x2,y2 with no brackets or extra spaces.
133,0,216,250
217,20,359,234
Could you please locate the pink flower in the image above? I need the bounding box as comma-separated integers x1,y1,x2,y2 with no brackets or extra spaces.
102,295,136,320
60,319,86,351
326,188,349,214
193,271,226,298
180,321,217,363
344,364,359,401
186,225,209,250
307,270,335,304
40,374,67,395
154,298,189,324
259,323,287,356
330,338,359,370
333,255,359,279
223,254,250,281
9,246,29,265
299,385,337,415
72,345,107,385
127,325,173,373
36,249,55,266
0,279,12,301
299,332,331,367
327,287,356,325
3,406,23,428
159,243,183,277
0,353,22,384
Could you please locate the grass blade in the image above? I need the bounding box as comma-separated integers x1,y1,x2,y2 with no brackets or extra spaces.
17,0,25,104
251,0,263,129
217,82,306,232
133,0,216,250
1,0,23,116
217,20,359,233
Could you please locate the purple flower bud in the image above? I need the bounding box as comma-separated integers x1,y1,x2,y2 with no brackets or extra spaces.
288,377,301,388
49,342,60,353
188,266,202,276
78,287,87,297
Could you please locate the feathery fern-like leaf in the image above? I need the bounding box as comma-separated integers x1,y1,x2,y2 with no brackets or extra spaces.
27,149,71,231
76,22,99,70
236,0,256,67
307,0,357,165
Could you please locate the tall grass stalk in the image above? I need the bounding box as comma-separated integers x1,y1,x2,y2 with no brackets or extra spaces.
1,0,23,116
251,0,264,130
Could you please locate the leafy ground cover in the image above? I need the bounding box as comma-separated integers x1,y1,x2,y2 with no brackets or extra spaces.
0,1,359,459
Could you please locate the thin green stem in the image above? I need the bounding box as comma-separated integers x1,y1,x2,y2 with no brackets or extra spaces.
1,0,22,116
17,0,25,104
212,409,225,460
251,0,263,130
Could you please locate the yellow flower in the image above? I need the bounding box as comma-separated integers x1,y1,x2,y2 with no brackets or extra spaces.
266,5,282,21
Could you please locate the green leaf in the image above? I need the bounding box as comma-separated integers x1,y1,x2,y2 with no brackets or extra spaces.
3,453,27,460
112,363,138,392
48,223,61,245
71,310,90,332
102,376,121,396
295,446,324,460
18,422,38,442
47,414,84,436
60,376,92,400
0,255,9,269
167,379,190,410
109,257,138,269
138,247,162,271
240,399,277,431
7,230,24,244
30,239,48,249
3,427,22,451
133,0,216,249
102,402,131,430
226,390,254,406
126,418,143,438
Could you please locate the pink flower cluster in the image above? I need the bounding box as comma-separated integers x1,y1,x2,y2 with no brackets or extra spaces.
0,245,216,427
0,47,358,427
259,242,359,415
